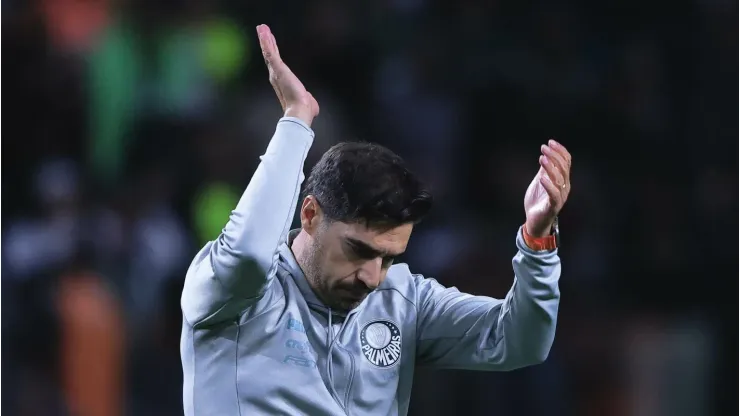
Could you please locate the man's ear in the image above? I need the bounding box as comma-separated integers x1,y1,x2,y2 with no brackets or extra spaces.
300,196,323,235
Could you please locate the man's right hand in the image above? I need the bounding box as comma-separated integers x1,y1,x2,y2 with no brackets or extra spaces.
257,24,319,127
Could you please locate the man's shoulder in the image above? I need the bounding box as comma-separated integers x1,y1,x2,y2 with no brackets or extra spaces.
372,263,422,303
359,264,421,329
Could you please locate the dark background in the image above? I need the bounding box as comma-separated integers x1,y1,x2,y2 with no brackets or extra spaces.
2,0,737,415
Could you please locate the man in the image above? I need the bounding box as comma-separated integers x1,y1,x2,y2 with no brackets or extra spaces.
180,24,572,416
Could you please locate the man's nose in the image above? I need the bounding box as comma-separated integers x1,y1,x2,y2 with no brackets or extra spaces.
357,257,383,289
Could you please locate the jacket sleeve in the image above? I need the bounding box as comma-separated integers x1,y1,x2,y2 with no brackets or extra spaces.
414,227,561,371
181,117,314,327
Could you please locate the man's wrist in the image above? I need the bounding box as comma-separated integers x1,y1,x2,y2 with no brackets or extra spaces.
284,106,314,127
522,222,558,251
524,219,554,238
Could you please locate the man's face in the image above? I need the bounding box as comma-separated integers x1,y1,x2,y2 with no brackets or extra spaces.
302,218,413,312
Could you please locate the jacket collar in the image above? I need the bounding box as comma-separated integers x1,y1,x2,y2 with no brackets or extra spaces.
279,229,351,316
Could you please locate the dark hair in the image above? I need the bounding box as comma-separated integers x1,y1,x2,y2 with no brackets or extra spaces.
303,142,433,227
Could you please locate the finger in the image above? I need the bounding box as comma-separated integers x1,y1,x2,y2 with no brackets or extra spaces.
257,25,281,67
548,139,571,168
541,144,569,183
256,25,287,110
540,155,565,189
269,32,281,62
539,173,561,205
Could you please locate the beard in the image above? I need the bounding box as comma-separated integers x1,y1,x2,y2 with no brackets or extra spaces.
299,237,366,312
300,239,328,299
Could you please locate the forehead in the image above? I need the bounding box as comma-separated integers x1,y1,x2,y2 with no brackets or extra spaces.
328,222,413,254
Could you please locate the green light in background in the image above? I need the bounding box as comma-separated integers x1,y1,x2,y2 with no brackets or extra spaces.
202,18,250,84
193,182,240,244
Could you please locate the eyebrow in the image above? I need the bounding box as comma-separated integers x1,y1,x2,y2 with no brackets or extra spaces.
345,237,404,258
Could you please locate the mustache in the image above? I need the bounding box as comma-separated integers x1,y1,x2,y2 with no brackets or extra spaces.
335,282,373,297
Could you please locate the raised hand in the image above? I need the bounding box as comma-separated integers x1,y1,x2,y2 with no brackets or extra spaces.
524,140,572,238
256,24,319,126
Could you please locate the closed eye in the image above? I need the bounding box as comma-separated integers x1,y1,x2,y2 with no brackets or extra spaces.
344,237,402,265
346,238,383,260
346,242,379,260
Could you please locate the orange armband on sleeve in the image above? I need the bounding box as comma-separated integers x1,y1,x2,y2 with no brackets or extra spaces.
522,223,558,251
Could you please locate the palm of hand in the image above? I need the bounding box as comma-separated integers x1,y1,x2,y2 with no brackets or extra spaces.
524,168,557,232
524,168,555,227
272,67,318,115
523,141,572,237
257,24,319,121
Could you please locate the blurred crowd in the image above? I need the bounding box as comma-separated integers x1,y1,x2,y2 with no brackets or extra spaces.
2,0,737,415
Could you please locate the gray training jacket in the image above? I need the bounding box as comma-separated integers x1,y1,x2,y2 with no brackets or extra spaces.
180,117,561,416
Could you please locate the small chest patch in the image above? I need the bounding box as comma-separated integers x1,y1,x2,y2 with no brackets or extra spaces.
360,320,402,368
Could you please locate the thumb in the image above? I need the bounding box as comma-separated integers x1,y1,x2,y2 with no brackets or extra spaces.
536,165,546,178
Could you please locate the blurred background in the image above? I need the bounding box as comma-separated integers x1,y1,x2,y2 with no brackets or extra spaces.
2,0,737,415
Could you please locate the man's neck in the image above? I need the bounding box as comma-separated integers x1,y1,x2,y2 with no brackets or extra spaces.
290,230,318,291
290,230,332,307
289,229,309,266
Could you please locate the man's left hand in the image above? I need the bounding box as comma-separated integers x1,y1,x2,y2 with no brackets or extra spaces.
524,140,572,238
